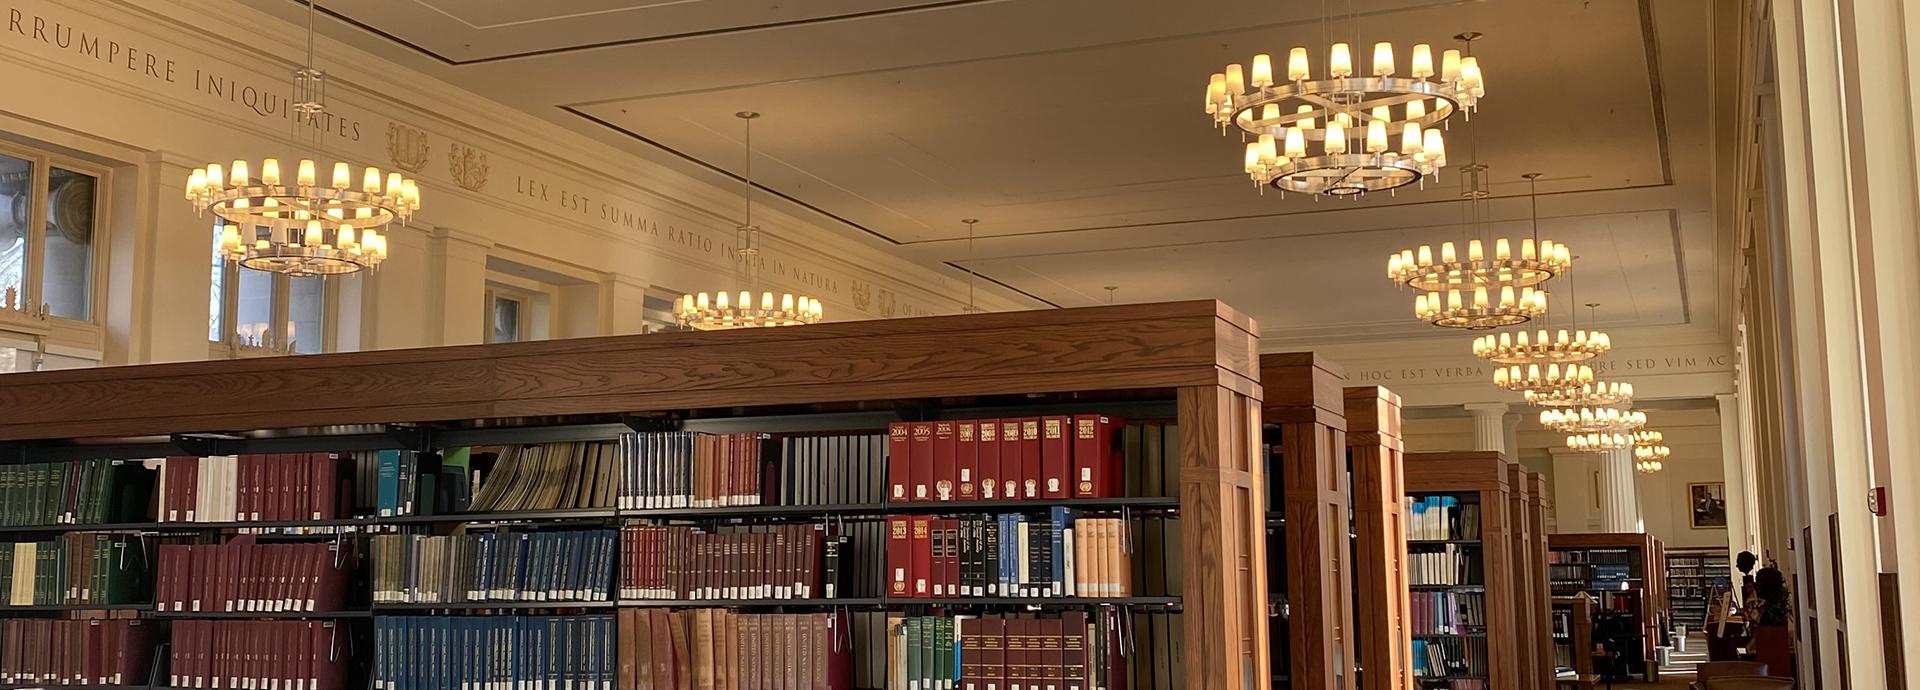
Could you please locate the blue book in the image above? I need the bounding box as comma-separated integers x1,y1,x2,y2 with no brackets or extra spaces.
1050,507,1072,596
997,513,1018,597
377,450,400,517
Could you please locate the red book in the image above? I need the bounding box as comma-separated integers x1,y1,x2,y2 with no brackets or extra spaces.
887,517,911,598
960,616,979,690
911,516,933,598
946,518,963,599
1017,418,1042,499
999,420,1022,502
933,421,958,501
909,422,935,501
1040,617,1064,690
172,456,199,522
1071,415,1121,499
1040,416,1071,499
957,421,980,501
1006,617,1029,690
1062,611,1089,690
888,423,911,503
976,419,1001,501
930,518,949,597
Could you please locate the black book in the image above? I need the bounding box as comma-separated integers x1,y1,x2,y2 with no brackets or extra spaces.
1029,512,1053,597
984,515,1001,598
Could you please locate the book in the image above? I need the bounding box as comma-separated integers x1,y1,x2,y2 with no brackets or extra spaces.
619,523,871,601
0,618,155,685
158,453,347,524
1,534,150,607
616,609,853,690
169,619,348,690
0,459,156,526
375,615,608,690
373,529,614,604
883,513,1164,601
156,539,346,612
467,441,619,512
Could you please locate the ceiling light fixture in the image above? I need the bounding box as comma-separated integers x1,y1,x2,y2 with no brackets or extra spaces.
677,112,823,330
961,218,984,314
1635,455,1664,473
191,0,408,277
1391,161,1562,329
1206,12,1485,197
1566,431,1633,452
1492,362,1594,394
1634,444,1671,462
1539,407,1647,434
1470,176,1610,361
1632,430,1664,446
1524,381,1635,407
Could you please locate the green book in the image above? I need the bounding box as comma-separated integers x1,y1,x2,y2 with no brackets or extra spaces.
936,616,955,690
905,618,923,690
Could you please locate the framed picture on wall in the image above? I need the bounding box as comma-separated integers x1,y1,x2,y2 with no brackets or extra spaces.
1689,482,1728,529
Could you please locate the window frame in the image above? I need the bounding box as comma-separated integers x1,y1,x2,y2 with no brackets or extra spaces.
208,253,342,357
0,138,113,356
485,286,530,344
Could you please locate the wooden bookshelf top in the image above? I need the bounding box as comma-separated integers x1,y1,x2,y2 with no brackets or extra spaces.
1258,352,1346,425
0,300,1260,441
1403,450,1513,493
1548,533,1662,551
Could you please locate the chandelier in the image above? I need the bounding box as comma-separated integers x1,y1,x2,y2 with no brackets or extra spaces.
1635,456,1664,473
1207,30,1485,197
1470,175,1609,361
1539,407,1646,434
1492,362,1593,394
1634,444,1671,461
1567,432,1633,452
677,112,824,330
1392,165,1565,329
1525,381,1635,407
188,0,411,277
1632,430,1664,446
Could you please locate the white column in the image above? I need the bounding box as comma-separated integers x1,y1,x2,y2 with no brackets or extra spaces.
1502,412,1522,464
1717,394,1756,567
1549,447,1599,533
1464,402,1508,454
1596,447,1640,533
430,227,493,347
601,274,652,335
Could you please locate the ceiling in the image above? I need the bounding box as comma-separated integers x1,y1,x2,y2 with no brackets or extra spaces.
243,0,1736,345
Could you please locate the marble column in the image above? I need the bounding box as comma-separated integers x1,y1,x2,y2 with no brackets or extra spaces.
1596,447,1640,533
1464,402,1508,454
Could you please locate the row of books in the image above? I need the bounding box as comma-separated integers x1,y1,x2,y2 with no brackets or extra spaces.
1406,495,1480,542
620,524,836,601
885,513,1175,600
0,619,156,686
158,453,346,523
155,541,350,613
0,459,155,526
616,608,852,690
4,536,148,606
469,442,621,512
618,432,778,510
1407,544,1482,587
373,530,617,604
373,615,614,690
1409,590,1485,635
887,416,1128,504
1411,636,1488,680
170,619,351,690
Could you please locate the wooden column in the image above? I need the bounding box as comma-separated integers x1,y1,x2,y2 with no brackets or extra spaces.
1405,451,1519,690
1346,386,1410,690
1181,383,1271,690
1528,472,1555,684
1260,353,1357,690
1507,461,1541,690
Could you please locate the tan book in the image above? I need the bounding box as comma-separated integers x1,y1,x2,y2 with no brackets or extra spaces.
670,610,694,690
469,445,521,511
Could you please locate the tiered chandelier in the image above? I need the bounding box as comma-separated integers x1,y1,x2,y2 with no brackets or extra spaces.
1389,162,1563,329
1206,28,1485,197
1470,175,1609,360
1633,430,1669,470
1539,407,1646,434
188,0,410,277
677,112,824,330
1525,381,1635,407
1492,362,1594,394
1566,432,1634,452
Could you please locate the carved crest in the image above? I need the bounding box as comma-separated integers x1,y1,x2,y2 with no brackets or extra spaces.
385,123,430,173
447,142,490,192
850,280,873,311
878,288,897,318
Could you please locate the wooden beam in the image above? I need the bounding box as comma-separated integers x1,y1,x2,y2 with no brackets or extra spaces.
1508,461,1541,690
1261,353,1356,690
1180,384,1270,690
1528,472,1555,686
1346,386,1410,690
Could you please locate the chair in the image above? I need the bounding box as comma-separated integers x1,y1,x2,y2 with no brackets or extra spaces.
1693,661,1770,690
1704,676,1795,690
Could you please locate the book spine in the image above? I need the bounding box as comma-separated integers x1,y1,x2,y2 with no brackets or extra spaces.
909,423,935,502
1040,416,1070,500
976,420,1001,501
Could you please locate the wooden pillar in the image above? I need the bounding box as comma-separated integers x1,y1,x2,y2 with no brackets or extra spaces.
1405,451,1519,690
1180,383,1271,690
1346,386,1410,690
1507,462,1541,690
1529,472,1555,684
1260,353,1358,690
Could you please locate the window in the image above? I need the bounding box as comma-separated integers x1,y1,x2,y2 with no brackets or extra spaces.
491,293,523,343
209,226,341,355
0,139,110,370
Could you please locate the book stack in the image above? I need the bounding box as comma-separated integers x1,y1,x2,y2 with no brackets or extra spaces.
0,459,156,526
1411,636,1488,689
158,453,347,523
1409,590,1485,634
615,608,854,690
619,432,769,510
1121,422,1182,500
469,442,620,512
772,433,887,507
888,610,1134,690
3,535,150,606
372,530,616,604
1406,495,1479,541
155,540,349,612
0,619,156,685
888,416,1128,504
620,523,865,601
169,620,350,690
886,512,1171,600
1407,544,1481,587
373,615,614,690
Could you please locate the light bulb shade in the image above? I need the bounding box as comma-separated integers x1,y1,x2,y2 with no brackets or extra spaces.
1329,43,1353,77
1251,54,1274,88
1372,42,1395,76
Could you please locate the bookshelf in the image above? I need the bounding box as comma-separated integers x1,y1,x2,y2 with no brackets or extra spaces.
1342,385,1410,690
1523,473,1553,689
1546,532,1665,682
1502,463,1542,690
1549,595,1596,678
1260,353,1356,690
0,301,1271,690
1666,549,1731,628
1402,451,1519,690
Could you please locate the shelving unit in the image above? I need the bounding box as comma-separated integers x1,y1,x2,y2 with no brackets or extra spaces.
1343,385,1410,690
1550,595,1596,678
1547,532,1666,682
1665,549,1733,628
1260,353,1357,690
1402,451,1520,690
1504,462,1542,690
0,301,1271,690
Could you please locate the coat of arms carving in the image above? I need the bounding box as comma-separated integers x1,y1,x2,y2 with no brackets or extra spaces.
878,289,897,318
448,142,490,192
385,123,430,173
850,280,873,312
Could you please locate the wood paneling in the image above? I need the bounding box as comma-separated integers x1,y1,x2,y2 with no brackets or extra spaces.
1528,472,1555,687
1406,451,1518,690
1261,354,1356,690
1346,386,1410,690
1547,532,1667,675
1507,462,1541,690
0,301,1260,441
1180,384,1270,690
1553,596,1597,677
